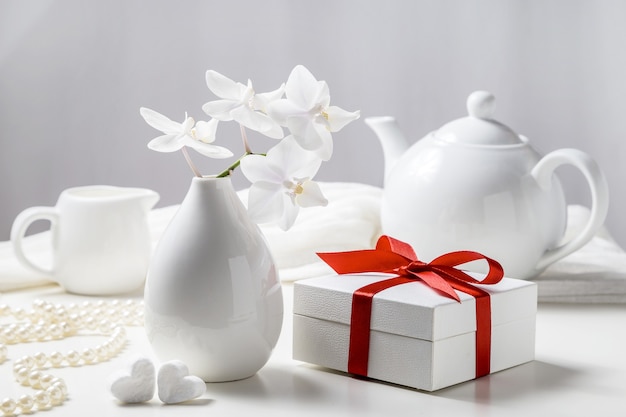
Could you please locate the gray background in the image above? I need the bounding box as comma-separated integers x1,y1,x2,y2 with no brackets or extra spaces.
1,1,625,246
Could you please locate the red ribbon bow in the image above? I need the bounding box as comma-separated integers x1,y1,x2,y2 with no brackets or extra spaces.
317,235,504,378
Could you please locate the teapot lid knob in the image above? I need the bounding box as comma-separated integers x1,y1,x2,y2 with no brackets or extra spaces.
467,91,495,119
433,90,524,146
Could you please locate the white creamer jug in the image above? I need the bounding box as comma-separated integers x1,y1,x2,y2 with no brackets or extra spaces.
11,185,159,294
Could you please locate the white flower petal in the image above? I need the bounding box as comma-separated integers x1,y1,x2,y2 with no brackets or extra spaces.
247,182,285,224
286,116,325,152
266,99,307,126
240,154,285,184
230,106,281,137
262,123,285,140
327,106,360,132
312,120,334,161
285,65,322,110
187,141,233,159
274,135,322,179
181,116,195,135
201,100,238,120
140,107,182,135
147,134,183,152
278,201,300,231
253,83,285,112
205,70,244,100
295,180,328,208
179,135,232,158
194,119,219,143
315,81,330,108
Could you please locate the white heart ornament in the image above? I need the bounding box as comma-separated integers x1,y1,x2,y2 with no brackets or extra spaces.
158,360,206,404
109,357,155,403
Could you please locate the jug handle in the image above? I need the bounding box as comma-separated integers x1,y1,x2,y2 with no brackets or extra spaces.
10,206,58,276
531,148,609,273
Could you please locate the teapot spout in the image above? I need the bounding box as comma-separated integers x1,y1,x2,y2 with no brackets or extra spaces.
365,116,409,185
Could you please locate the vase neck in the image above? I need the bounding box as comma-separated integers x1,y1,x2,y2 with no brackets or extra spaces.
182,176,240,212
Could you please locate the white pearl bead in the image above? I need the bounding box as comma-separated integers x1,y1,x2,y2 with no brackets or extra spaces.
18,394,34,412
28,370,43,388
15,367,29,385
50,378,67,395
68,313,82,328
18,356,35,369
98,319,114,334
0,344,6,361
60,321,74,337
49,351,64,367
0,398,16,415
33,352,48,367
84,316,96,330
65,350,80,366
13,307,26,320
39,374,55,389
15,325,28,341
81,348,96,364
54,308,68,322
49,324,63,339
3,329,16,343
33,390,50,409
46,385,64,405
94,345,109,360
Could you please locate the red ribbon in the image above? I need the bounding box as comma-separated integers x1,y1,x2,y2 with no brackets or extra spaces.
317,235,504,379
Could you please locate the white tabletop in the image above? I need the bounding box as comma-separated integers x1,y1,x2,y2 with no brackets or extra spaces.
1,283,625,417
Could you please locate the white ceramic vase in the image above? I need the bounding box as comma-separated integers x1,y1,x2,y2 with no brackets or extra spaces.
144,176,283,382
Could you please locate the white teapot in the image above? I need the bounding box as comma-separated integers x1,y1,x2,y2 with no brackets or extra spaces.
365,91,609,279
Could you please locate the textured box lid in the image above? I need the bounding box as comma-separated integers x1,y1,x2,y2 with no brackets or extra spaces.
293,273,537,341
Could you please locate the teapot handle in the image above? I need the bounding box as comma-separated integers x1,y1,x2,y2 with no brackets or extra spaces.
531,148,609,273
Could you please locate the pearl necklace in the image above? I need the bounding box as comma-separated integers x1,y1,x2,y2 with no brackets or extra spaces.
0,298,143,416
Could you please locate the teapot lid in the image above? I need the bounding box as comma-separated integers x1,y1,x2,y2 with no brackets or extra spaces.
433,91,524,145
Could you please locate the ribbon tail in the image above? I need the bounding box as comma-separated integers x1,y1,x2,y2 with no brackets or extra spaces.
410,270,461,302
317,250,411,274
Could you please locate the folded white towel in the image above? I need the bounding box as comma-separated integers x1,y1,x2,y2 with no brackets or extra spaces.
530,205,626,303
2,182,625,304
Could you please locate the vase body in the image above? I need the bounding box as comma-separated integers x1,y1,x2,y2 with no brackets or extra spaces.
144,176,283,382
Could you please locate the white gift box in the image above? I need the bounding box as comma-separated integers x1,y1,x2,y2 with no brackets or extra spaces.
293,273,537,391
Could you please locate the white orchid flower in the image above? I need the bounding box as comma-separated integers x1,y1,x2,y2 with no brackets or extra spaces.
139,107,233,159
266,65,360,161
202,70,285,139
240,135,328,231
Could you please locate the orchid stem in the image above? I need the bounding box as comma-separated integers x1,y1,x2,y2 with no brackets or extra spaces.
215,125,255,177
216,153,248,178
216,151,267,178
181,147,203,177
240,125,252,153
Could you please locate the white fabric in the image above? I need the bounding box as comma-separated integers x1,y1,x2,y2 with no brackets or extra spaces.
2,181,626,303
530,206,626,303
